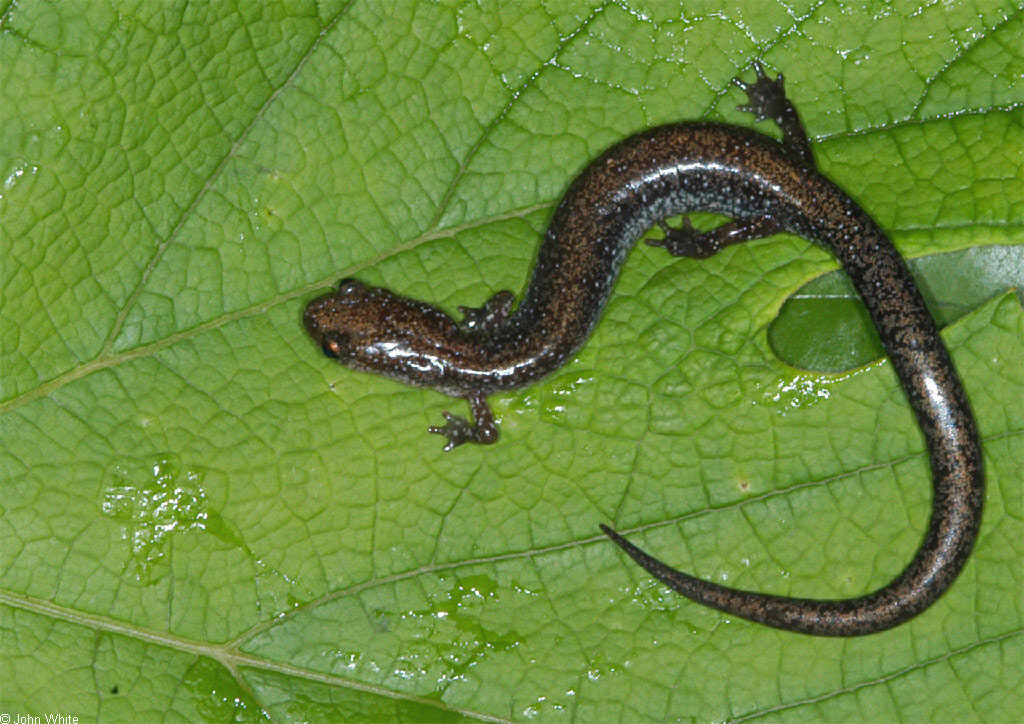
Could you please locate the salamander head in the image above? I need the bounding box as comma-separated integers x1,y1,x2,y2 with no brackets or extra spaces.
303,278,460,388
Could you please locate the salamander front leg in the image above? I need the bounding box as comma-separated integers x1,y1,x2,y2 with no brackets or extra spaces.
457,290,514,333
428,390,498,451
648,216,781,258
734,60,815,168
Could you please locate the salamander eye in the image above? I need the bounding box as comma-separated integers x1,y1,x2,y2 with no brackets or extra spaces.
337,278,365,296
321,332,349,359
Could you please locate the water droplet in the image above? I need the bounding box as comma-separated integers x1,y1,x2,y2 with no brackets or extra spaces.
754,362,882,413
369,573,522,695
3,163,38,191
101,456,210,584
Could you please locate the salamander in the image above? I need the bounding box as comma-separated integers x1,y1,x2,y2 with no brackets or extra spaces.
303,62,984,636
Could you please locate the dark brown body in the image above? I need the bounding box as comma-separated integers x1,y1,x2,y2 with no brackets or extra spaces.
304,65,983,636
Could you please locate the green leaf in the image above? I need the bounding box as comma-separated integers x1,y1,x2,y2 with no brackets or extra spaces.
2,1,1021,721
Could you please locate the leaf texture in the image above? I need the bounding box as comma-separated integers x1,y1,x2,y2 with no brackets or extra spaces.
2,1,1021,721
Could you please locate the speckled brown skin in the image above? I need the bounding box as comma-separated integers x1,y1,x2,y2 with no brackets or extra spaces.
304,63,983,635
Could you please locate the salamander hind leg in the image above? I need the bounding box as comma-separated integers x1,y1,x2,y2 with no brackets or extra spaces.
457,290,514,333
733,61,815,168
648,216,781,258
428,391,499,451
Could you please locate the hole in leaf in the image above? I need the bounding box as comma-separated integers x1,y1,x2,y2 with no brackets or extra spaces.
769,245,1023,372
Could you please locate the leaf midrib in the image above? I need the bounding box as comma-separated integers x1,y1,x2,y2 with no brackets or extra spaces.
0,588,512,723
3,577,1020,723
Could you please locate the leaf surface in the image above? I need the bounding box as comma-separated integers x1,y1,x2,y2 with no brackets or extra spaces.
2,1,1021,721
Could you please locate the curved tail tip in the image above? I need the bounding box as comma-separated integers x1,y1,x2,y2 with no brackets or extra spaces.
599,523,637,553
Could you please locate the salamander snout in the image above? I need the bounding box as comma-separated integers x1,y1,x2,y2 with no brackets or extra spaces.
302,278,369,346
